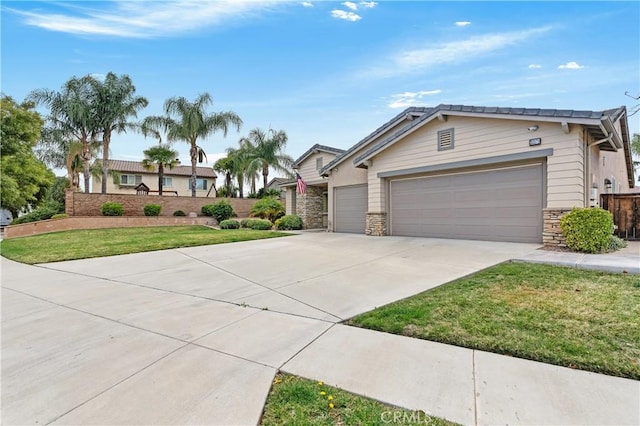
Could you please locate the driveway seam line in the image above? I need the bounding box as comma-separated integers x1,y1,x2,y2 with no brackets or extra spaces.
44,343,189,425
278,323,337,370
472,349,478,426
175,250,342,322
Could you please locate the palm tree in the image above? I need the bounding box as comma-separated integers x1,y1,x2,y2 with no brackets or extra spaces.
241,128,293,190
213,156,235,197
141,144,179,196
88,73,148,194
30,77,97,193
143,93,242,197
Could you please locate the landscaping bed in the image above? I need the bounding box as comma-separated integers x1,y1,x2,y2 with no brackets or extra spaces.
347,262,640,380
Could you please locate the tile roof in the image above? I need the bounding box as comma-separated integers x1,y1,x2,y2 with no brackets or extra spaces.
292,143,346,168
101,159,217,178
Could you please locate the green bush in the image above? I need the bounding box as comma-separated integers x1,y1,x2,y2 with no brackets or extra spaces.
51,213,68,220
560,207,614,253
143,204,162,216
202,200,235,223
219,219,240,229
10,201,63,225
240,218,251,228
246,218,273,230
101,202,124,217
608,235,627,252
250,197,285,222
255,188,282,199
275,214,303,230
173,210,186,216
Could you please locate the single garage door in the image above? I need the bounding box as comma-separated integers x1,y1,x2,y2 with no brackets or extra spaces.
335,184,367,233
390,164,543,243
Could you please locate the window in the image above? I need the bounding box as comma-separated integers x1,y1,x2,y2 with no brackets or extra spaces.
120,174,142,186
437,128,454,151
188,178,207,190
162,177,173,187
316,157,323,170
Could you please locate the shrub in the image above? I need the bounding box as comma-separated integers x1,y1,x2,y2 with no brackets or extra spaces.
246,218,273,230
240,218,251,228
202,200,235,223
219,219,240,229
608,235,627,252
10,201,63,225
560,207,614,253
51,213,68,220
250,197,285,222
143,204,162,217
173,210,186,216
101,202,124,217
275,214,303,230
255,188,282,199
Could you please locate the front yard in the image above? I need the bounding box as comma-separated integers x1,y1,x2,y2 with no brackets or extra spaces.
0,226,289,264
347,262,640,380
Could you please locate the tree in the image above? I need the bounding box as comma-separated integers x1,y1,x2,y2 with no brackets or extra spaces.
631,133,640,181
29,76,97,193
141,144,179,196
88,73,148,194
143,93,242,197
241,128,294,190
0,95,55,217
213,156,236,197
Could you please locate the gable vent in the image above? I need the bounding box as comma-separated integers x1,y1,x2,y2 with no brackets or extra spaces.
438,128,454,151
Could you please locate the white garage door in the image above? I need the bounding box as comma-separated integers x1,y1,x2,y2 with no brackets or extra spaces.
390,164,543,243
335,184,367,233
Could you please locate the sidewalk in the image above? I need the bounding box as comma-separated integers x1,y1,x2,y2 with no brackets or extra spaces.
514,241,640,274
282,325,640,425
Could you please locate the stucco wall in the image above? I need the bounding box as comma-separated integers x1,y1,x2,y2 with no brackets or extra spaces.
367,116,584,212
66,191,257,218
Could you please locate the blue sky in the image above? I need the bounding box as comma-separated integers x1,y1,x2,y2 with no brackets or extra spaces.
2,1,639,178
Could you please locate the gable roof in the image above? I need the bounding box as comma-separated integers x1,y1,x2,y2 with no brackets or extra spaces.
100,159,217,178
292,144,346,168
352,104,629,167
319,106,432,176
266,177,291,188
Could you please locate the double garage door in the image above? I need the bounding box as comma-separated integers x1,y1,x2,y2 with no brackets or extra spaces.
390,164,544,243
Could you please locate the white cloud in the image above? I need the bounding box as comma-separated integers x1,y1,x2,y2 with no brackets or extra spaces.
342,1,358,10
359,1,377,8
331,10,361,21
9,1,286,38
528,64,542,69
301,1,313,7
388,90,442,108
455,21,471,27
365,26,551,79
558,61,584,69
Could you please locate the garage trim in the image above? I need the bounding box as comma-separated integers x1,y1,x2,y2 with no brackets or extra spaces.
377,148,553,179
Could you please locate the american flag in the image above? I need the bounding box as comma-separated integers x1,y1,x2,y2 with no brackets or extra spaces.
296,172,307,194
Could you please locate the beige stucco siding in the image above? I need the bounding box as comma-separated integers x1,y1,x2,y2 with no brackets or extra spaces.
367,116,585,211
297,152,337,185
586,123,634,195
94,174,213,197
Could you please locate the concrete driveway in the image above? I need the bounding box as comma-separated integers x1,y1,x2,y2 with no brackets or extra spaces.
2,233,538,425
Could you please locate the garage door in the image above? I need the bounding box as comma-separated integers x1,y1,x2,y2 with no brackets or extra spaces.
390,164,543,243
335,184,367,233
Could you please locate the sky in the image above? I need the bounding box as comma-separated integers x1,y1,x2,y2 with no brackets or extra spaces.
2,1,639,180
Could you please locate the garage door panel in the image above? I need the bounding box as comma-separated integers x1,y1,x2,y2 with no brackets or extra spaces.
390,165,543,243
335,185,367,233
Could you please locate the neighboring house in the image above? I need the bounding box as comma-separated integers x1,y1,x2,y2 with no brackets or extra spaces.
289,104,634,245
265,177,290,199
282,144,346,228
93,159,218,197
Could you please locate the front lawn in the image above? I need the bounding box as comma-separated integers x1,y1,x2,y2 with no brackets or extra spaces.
0,226,288,264
261,373,454,426
347,262,640,380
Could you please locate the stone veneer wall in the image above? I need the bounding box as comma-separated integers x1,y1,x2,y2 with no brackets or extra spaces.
66,190,257,218
366,212,387,236
543,208,572,249
296,186,324,229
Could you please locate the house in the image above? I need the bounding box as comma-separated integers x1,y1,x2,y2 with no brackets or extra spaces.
93,159,218,197
286,104,635,245
265,177,291,199
282,144,346,228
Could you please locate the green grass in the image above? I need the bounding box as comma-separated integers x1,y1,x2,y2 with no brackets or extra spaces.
261,374,455,426
0,226,288,264
347,262,640,380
